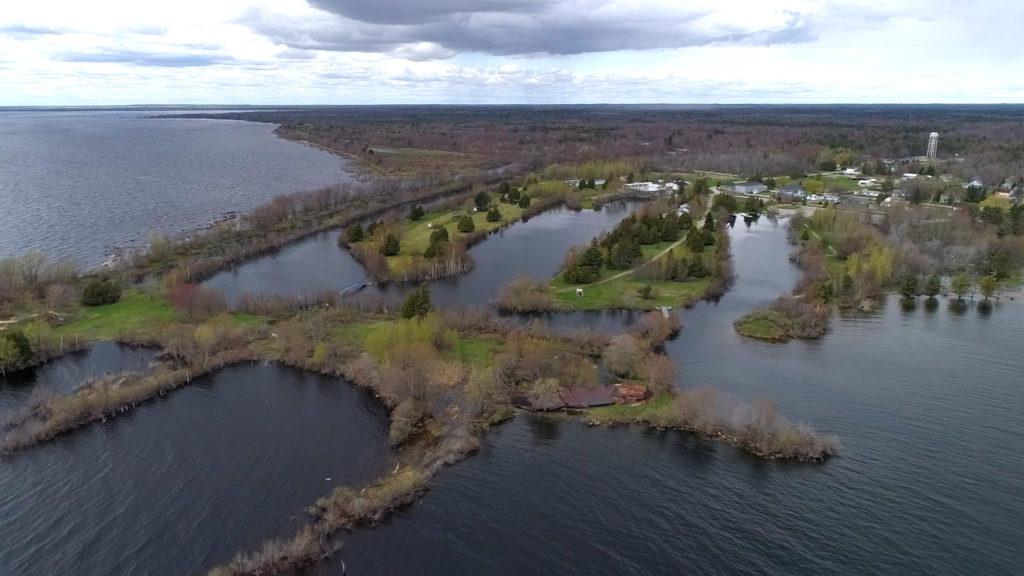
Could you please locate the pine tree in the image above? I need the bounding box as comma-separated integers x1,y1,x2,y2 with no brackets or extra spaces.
401,284,433,319
381,233,400,256
344,224,365,243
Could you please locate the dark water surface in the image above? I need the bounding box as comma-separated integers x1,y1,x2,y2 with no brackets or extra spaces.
315,216,1023,575
0,111,350,267
205,201,640,307
0,363,392,576
0,342,155,414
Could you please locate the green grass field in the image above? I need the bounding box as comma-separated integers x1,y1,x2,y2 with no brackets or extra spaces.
331,318,499,366
734,310,790,341
586,393,675,424
354,202,526,276
57,291,176,340
553,277,710,310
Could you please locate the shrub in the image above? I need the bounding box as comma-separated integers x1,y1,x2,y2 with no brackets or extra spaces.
0,331,32,375
518,195,531,209
167,284,228,318
639,284,655,300
408,205,425,221
80,279,121,306
486,207,501,222
604,334,647,378
493,277,555,312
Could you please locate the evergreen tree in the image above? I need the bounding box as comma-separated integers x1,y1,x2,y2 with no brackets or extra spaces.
686,229,707,252
429,227,449,243
899,273,919,299
518,195,531,209
381,233,400,256
580,245,604,269
923,273,942,298
401,284,433,319
508,188,521,201
687,256,707,278
408,205,425,221
474,191,491,211
486,207,501,222
704,211,716,230
457,215,475,233
344,223,365,243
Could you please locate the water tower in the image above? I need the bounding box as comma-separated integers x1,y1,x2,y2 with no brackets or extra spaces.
926,132,938,160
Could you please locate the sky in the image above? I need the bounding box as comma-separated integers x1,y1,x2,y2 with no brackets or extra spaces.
1,0,1023,105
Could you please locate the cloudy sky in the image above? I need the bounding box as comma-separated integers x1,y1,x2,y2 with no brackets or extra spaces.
1,0,1022,105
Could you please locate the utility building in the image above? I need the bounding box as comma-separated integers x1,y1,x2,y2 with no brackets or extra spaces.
927,132,939,160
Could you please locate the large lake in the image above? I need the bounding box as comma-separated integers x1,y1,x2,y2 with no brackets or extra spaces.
0,110,350,267
1,115,1021,575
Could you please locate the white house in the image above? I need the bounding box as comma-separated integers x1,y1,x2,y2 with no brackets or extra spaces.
626,181,677,196
732,181,768,195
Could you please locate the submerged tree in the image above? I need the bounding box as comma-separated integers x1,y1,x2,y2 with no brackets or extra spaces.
923,273,942,299
979,275,1000,300
950,272,973,300
898,273,919,299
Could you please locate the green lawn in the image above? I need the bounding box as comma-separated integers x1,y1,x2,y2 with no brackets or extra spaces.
449,336,501,367
353,202,526,276
57,291,176,340
586,393,675,425
331,318,499,367
553,277,710,310
734,310,790,341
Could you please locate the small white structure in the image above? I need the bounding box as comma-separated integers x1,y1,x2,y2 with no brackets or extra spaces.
902,173,919,181
732,181,768,195
843,167,862,176
576,288,584,297
857,178,877,187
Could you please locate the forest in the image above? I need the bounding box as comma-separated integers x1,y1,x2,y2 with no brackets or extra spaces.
175,105,1024,185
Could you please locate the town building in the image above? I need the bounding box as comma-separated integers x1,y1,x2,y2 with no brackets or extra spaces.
732,181,768,195
777,183,806,201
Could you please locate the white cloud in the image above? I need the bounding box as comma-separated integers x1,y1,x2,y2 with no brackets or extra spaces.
0,0,1021,105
